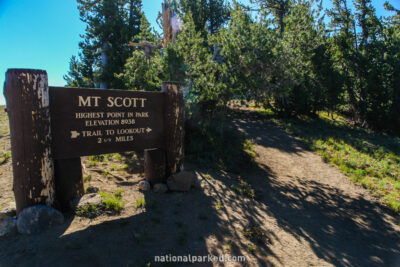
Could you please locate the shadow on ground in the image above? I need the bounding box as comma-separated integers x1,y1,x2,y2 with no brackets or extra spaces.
0,109,399,267
226,109,400,266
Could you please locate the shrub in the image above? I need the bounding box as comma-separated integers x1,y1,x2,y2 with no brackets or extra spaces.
100,191,125,213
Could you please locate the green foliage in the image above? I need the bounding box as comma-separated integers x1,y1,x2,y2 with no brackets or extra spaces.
75,204,102,218
89,155,106,162
268,0,333,116
327,0,400,134
119,51,163,91
66,0,400,136
260,109,400,213
231,177,258,199
113,153,122,161
83,174,92,182
0,152,11,165
247,245,256,254
65,0,143,89
134,13,159,44
204,173,212,179
217,4,276,104
115,189,123,198
175,15,229,112
117,14,163,91
251,0,293,35
134,198,146,208
177,0,230,34
100,191,125,212
243,224,268,244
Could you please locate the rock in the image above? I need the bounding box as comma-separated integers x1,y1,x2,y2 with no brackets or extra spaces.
153,183,168,194
0,217,17,238
17,205,64,235
167,171,195,192
138,180,150,191
85,186,99,194
0,202,16,220
71,193,103,209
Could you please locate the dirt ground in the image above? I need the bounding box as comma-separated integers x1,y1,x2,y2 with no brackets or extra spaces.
0,107,400,267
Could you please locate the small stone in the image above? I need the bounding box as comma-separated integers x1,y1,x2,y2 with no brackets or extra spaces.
138,180,150,191
0,202,16,220
153,183,168,194
167,171,195,192
71,193,103,209
17,205,64,235
85,186,99,194
0,217,17,238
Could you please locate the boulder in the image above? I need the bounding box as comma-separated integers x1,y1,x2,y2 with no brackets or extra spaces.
17,205,64,235
85,186,99,194
153,183,168,194
167,171,195,192
0,202,16,221
71,193,103,209
0,217,17,238
138,180,150,191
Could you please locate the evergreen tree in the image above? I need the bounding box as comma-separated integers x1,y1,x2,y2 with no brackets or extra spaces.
353,0,385,126
175,15,228,113
117,13,162,91
218,3,276,104
177,0,230,34
383,2,400,133
251,0,293,35
268,0,332,115
64,0,143,89
328,0,359,120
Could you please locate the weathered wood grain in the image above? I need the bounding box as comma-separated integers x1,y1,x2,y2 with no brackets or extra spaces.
4,69,55,215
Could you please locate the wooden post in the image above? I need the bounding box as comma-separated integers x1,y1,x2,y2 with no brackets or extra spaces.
3,69,55,215
162,82,185,177
54,158,84,211
144,148,166,185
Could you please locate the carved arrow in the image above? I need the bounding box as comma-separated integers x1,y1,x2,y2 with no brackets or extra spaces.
71,131,80,139
146,128,152,133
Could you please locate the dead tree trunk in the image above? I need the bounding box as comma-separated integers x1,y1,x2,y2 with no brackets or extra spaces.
3,69,55,215
162,82,185,177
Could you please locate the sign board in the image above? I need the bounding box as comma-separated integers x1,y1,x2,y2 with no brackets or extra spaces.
49,87,165,159
5,69,184,213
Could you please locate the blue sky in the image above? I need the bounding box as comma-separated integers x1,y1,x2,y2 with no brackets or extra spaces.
0,0,398,105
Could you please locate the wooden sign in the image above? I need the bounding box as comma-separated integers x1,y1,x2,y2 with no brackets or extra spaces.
5,69,184,214
49,87,165,159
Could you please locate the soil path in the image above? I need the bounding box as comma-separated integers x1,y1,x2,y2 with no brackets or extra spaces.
0,108,399,267
227,110,400,266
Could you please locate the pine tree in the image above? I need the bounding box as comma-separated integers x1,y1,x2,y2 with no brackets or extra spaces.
217,3,276,104
328,0,360,121
384,2,400,133
64,0,143,89
177,0,230,34
117,13,162,91
251,0,293,35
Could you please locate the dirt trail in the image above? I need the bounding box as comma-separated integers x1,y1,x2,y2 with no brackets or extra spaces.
228,110,400,266
0,109,399,267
